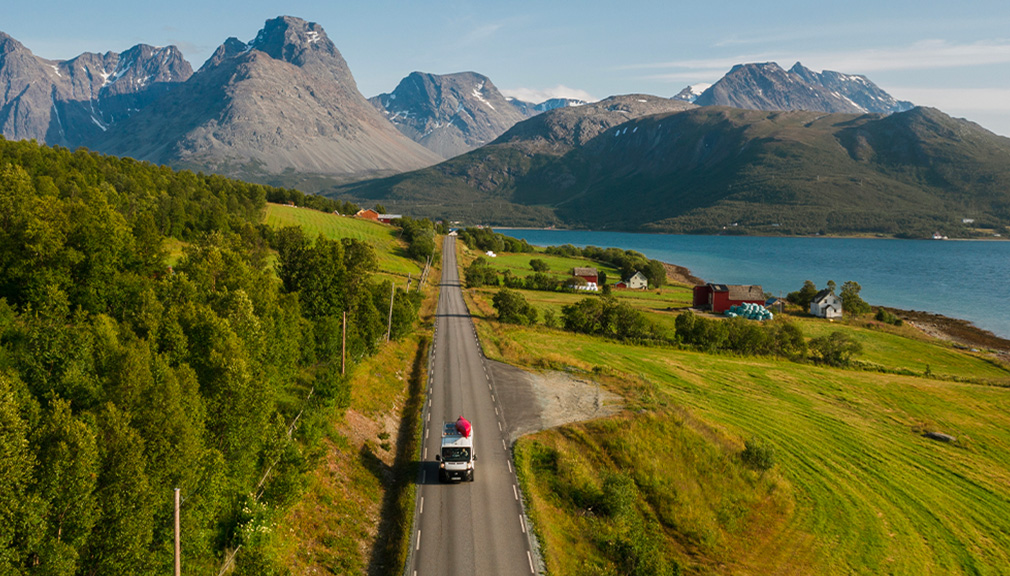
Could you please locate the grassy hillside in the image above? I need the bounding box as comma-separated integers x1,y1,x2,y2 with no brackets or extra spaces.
457,242,1010,574
264,203,423,277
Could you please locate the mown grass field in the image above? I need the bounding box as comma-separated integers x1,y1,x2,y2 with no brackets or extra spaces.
264,203,422,277
458,240,696,331
458,242,1010,575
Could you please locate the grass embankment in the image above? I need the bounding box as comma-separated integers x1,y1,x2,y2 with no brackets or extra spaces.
257,207,439,574
457,242,1010,575
264,203,422,278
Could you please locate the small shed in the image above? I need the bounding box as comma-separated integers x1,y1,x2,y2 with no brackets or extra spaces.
572,267,599,284
377,214,402,224
765,297,786,313
693,283,765,314
810,289,843,318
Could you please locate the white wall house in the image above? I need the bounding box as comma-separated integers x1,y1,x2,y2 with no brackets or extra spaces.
810,289,843,318
625,271,648,290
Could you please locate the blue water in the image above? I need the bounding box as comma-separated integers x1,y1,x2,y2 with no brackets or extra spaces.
497,230,1010,339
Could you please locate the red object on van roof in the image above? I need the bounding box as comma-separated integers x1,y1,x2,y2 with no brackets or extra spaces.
456,416,471,438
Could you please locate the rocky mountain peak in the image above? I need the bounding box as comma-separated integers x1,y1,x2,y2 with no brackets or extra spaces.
248,16,337,66
693,61,910,114
200,16,354,90
369,70,527,158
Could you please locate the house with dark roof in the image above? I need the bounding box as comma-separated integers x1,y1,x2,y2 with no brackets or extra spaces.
692,283,765,313
615,271,649,290
810,289,843,318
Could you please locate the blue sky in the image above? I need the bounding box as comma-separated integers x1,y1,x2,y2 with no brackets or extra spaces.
7,0,1010,134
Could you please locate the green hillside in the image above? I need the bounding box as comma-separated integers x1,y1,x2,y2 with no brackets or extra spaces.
334,105,1010,238
264,203,423,277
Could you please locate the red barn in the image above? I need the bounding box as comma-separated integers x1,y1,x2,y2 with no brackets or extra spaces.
572,267,599,284
355,208,379,221
692,284,765,313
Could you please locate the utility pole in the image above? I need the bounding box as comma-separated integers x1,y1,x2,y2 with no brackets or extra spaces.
174,488,181,576
341,311,346,375
386,282,395,342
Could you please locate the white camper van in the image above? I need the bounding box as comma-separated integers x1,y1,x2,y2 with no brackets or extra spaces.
437,417,475,482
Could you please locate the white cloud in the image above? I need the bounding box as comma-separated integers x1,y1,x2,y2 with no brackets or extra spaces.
500,85,596,104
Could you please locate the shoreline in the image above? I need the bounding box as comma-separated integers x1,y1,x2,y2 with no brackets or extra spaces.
496,226,1008,242
661,261,1010,355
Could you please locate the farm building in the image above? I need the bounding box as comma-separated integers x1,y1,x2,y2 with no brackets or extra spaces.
572,267,599,284
693,283,765,314
377,214,402,224
615,271,649,290
810,289,843,318
571,267,599,291
355,208,379,221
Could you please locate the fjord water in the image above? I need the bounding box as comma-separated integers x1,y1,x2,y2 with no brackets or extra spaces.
497,230,1010,339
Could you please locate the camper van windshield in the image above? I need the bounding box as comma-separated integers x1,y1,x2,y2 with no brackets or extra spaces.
441,447,471,462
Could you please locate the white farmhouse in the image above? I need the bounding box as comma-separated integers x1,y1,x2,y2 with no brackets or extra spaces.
622,271,649,290
810,289,843,319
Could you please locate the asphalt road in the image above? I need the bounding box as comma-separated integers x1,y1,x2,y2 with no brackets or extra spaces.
407,236,539,576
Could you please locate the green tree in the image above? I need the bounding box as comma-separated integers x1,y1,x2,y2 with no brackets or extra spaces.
529,258,549,272
82,404,154,576
492,288,538,325
644,259,667,288
767,321,807,360
0,374,43,573
810,331,862,366
464,257,498,288
840,281,871,316
787,280,819,310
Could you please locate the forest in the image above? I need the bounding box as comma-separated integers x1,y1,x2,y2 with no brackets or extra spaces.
0,138,422,575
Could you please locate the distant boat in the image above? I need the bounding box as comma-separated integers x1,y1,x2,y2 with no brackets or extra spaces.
932,232,948,240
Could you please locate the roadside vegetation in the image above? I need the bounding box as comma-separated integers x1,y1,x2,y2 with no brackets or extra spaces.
0,139,434,575
455,236,1010,575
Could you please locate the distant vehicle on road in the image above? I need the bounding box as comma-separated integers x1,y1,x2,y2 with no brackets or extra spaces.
437,416,475,482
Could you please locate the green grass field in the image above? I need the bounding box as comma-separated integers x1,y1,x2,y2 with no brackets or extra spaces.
462,266,1010,575
263,203,422,277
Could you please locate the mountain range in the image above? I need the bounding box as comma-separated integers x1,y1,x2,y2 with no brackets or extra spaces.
689,62,914,114
0,31,192,149
334,102,1010,237
5,17,1009,238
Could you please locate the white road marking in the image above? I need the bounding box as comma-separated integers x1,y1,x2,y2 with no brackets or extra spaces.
520,514,526,533
423,447,427,459
527,551,535,573
425,428,429,440
502,439,507,450
495,407,499,416
491,395,495,402
426,413,430,422
416,530,421,551
422,470,426,483
508,460,513,473
513,484,519,500
420,497,424,514
498,421,502,431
